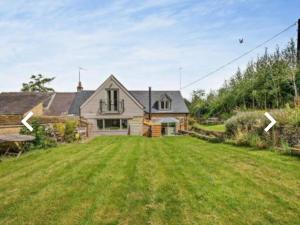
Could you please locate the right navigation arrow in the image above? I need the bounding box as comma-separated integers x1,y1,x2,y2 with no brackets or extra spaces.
264,112,276,132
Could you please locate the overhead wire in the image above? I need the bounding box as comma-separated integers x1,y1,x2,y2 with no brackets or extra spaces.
181,21,298,90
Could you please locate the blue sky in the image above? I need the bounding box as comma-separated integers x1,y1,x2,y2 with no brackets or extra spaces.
0,0,299,99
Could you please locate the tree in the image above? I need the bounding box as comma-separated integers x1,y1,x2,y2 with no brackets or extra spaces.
190,39,299,119
21,74,55,92
190,89,207,116
282,39,298,105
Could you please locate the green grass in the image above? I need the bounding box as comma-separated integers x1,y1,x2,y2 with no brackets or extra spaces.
193,123,226,132
0,136,299,225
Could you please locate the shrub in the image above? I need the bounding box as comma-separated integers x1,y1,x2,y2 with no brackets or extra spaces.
225,111,266,136
247,133,267,149
280,125,300,147
280,140,291,155
226,108,300,148
20,119,57,149
64,120,78,143
188,117,196,126
53,120,80,143
53,123,65,136
232,129,267,149
233,129,249,146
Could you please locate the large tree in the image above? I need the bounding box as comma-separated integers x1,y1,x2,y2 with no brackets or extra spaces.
21,74,55,92
191,39,300,119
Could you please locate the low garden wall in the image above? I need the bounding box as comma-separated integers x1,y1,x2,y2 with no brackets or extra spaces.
191,126,225,139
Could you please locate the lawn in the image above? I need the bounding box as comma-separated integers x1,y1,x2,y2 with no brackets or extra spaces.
193,123,226,132
0,136,299,225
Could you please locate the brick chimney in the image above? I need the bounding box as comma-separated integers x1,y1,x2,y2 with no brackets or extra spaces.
77,81,83,92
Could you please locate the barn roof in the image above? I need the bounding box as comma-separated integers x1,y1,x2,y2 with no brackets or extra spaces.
0,92,52,115
44,92,76,116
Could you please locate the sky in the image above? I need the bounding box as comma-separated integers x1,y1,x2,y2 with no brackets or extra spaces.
0,0,299,99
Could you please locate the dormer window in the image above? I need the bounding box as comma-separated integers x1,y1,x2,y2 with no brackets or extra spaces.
159,94,171,111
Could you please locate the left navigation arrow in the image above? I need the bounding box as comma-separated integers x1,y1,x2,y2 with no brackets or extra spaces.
21,111,34,131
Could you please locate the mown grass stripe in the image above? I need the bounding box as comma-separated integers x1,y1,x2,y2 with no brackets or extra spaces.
0,136,299,225
0,138,120,224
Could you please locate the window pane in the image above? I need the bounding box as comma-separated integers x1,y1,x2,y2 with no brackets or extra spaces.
161,101,164,109
113,90,118,111
97,119,103,130
166,101,169,109
107,90,111,111
121,119,128,129
105,119,120,130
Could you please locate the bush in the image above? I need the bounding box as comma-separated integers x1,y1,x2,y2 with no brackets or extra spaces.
247,133,267,149
64,120,78,143
225,108,300,148
280,140,292,155
233,129,249,146
53,123,65,137
20,119,57,149
188,117,196,126
232,130,267,149
225,111,266,136
53,120,80,143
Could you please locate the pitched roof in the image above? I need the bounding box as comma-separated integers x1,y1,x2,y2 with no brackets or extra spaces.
0,89,189,116
68,91,95,115
80,75,144,111
44,92,76,116
68,90,188,115
0,92,52,115
130,91,189,113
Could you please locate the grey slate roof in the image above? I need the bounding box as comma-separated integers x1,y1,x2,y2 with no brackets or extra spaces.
68,90,188,115
0,92,52,115
0,90,188,116
44,92,76,116
130,91,189,114
68,91,94,115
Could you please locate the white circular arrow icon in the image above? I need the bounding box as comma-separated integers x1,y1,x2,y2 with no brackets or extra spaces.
21,111,34,131
264,112,276,132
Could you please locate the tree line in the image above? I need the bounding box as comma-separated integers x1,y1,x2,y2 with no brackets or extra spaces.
188,39,300,119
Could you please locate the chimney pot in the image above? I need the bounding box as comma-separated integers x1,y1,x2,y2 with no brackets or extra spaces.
77,81,83,92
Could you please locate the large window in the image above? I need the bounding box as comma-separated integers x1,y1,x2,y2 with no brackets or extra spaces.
107,89,119,112
105,119,120,130
97,119,128,130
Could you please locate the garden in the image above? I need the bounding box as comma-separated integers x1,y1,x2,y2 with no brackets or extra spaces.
0,136,299,225
0,117,84,156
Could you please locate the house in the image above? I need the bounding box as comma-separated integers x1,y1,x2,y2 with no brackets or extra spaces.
0,75,189,136
73,75,189,136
